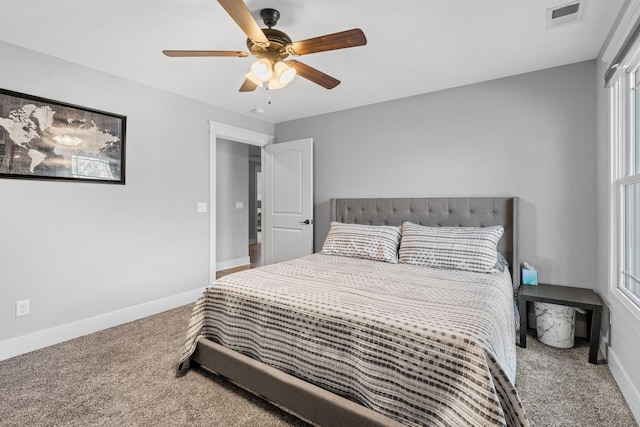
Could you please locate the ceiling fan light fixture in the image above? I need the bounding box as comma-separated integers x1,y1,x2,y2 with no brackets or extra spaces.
274,61,296,85
267,61,297,90
250,58,273,82
267,74,286,90
244,72,264,88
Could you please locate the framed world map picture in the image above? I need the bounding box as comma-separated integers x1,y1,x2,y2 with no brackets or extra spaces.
0,88,126,184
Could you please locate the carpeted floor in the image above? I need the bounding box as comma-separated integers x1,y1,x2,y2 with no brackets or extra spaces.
0,304,636,427
515,333,636,426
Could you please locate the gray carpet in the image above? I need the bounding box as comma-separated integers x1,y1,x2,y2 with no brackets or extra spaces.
0,304,636,427
515,332,637,426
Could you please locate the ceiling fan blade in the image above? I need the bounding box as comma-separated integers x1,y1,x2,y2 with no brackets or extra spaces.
217,0,269,45
286,29,367,56
163,50,248,57
287,60,340,89
239,78,258,92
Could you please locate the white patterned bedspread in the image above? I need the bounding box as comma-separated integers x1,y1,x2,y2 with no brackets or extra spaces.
178,254,529,427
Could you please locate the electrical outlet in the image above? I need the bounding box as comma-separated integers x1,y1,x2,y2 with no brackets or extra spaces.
16,299,29,317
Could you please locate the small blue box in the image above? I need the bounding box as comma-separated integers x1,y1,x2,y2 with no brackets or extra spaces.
522,268,538,285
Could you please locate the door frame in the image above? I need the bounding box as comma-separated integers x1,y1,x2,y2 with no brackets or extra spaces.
209,121,274,284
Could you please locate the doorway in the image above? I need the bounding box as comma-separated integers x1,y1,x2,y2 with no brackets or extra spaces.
215,139,261,279
208,121,273,284
248,144,262,269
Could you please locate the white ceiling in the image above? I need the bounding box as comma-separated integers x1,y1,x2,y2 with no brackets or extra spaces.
0,0,625,123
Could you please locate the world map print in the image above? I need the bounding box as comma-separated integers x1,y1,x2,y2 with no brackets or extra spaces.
0,90,125,183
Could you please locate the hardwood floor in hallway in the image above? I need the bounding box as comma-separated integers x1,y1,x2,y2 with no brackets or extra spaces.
216,240,261,280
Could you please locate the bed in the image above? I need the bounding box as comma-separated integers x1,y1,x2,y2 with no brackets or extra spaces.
177,197,528,427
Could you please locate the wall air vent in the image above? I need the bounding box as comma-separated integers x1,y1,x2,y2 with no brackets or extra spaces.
546,1,585,30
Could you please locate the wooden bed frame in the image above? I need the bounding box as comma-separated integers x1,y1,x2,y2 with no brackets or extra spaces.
189,197,519,426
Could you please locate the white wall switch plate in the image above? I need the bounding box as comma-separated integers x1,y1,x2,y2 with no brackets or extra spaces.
197,202,208,213
235,202,244,209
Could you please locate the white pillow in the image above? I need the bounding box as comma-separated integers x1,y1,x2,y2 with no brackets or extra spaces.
321,222,401,263
399,222,504,273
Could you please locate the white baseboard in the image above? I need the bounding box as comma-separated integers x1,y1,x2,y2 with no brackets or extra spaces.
216,257,250,271
0,287,205,362
609,347,640,423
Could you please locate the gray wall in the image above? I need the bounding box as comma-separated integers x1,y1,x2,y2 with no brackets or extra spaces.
276,61,597,288
216,139,249,265
596,51,613,356
0,41,273,342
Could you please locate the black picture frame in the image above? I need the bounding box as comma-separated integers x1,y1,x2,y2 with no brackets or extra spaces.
0,88,126,184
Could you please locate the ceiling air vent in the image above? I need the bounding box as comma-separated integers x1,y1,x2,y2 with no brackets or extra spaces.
546,1,585,30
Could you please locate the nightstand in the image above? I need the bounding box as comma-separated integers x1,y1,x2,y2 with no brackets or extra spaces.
518,283,603,364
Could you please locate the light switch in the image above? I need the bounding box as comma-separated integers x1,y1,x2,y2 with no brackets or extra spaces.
197,202,208,213
235,202,244,209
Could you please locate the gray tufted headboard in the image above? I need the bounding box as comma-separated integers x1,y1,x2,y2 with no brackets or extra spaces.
330,197,520,286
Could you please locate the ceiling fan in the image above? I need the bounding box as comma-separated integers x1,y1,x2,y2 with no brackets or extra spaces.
163,0,367,92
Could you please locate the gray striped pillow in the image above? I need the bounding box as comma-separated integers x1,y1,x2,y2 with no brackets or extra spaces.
399,222,504,273
321,222,401,263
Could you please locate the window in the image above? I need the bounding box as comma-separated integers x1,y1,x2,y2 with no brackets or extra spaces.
616,65,640,306
622,181,640,302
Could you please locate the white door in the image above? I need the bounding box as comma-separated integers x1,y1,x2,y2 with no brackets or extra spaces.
263,138,313,264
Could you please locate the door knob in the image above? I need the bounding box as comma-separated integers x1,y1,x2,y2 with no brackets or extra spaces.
299,219,312,225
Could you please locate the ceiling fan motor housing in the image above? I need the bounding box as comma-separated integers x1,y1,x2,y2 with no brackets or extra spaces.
247,28,292,62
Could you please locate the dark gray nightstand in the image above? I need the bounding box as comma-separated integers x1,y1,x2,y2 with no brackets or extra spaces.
518,283,603,364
